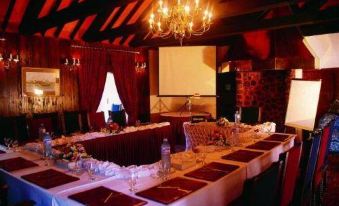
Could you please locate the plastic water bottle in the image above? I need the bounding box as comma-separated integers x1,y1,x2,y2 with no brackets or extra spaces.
43,132,52,158
234,110,241,125
38,123,46,140
161,138,171,174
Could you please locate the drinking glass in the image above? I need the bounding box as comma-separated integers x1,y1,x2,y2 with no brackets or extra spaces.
4,138,12,150
125,166,138,193
86,161,96,181
12,140,19,152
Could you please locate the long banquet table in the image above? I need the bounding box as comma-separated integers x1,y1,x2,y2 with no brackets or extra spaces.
80,124,174,166
0,132,295,206
52,124,175,166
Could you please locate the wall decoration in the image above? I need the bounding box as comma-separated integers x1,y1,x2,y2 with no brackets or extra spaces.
22,67,60,96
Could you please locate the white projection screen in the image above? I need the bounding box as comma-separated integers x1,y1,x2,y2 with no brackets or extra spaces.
159,46,216,96
285,79,321,131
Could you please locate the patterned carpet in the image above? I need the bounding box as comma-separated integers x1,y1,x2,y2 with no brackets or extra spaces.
323,155,339,206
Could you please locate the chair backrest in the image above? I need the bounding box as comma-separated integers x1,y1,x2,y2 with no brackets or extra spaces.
79,111,90,132
64,111,81,135
280,143,303,206
109,110,127,126
243,160,283,206
240,107,262,124
294,130,322,205
183,122,212,150
27,112,59,139
88,112,106,131
313,122,334,188
0,115,29,144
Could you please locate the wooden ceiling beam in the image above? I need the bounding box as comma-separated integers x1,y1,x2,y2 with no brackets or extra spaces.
1,0,16,31
83,0,300,43
217,0,301,18
133,6,339,46
19,0,138,35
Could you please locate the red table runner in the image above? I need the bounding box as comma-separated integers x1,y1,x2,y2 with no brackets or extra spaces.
69,186,147,206
246,141,280,150
21,169,79,189
184,162,239,181
79,125,174,166
265,133,291,142
0,157,38,172
136,177,207,204
222,150,264,163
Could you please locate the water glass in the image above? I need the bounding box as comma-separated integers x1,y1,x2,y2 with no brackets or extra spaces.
124,166,138,193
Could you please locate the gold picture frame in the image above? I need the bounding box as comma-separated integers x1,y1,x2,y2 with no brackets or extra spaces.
22,67,60,96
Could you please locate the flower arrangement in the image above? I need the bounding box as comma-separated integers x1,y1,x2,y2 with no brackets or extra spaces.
59,143,90,162
208,130,229,147
216,117,229,127
100,122,121,134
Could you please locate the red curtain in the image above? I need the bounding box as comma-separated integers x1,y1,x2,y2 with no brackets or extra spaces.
78,48,108,112
109,51,138,125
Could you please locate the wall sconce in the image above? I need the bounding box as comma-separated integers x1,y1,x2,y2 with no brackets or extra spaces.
63,57,80,71
0,52,20,70
135,61,146,72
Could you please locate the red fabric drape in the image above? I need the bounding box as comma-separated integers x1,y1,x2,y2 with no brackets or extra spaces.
78,48,108,112
109,51,138,125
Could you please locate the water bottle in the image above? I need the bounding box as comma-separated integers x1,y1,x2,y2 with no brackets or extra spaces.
161,138,171,174
38,123,46,140
234,110,241,125
43,132,52,158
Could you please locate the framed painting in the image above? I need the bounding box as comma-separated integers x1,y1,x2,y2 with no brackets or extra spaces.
22,67,60,96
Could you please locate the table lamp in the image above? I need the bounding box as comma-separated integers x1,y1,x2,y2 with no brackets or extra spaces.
285,79,322,142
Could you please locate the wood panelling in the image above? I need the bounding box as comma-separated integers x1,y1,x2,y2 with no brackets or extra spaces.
0,33,79,116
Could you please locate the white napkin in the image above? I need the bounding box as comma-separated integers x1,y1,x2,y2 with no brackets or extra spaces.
0,144,8,153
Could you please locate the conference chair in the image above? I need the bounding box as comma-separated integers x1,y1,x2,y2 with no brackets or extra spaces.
88,111,106,131
63,111,81,135
279,143,303,206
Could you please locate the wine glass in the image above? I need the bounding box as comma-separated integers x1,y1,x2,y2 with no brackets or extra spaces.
12,140,19,152
4,138,13,150
85,161,96,181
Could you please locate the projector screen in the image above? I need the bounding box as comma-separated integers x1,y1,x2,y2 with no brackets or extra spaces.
159,46,216,96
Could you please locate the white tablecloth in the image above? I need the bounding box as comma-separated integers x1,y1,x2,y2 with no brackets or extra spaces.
1,133,295,206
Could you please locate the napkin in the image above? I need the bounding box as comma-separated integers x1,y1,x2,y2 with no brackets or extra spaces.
0,144,9,153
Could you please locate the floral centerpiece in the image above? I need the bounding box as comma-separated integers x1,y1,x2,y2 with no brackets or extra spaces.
100,122,121,134
208,130,230,147
58,143,90,162
216,117,229,127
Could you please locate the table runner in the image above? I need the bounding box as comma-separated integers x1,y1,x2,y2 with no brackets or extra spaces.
265,133,291,142
246,141,281,150
222,150,264,163
0,157,38,172
21,169,79,189
69,186,147,206
80,125,174,166
136,177,207,204
184,162,239,182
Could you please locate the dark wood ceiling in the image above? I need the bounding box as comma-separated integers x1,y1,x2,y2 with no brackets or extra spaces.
0,0,339,47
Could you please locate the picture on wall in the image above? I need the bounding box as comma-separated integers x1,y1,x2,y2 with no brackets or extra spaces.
22,67,60,96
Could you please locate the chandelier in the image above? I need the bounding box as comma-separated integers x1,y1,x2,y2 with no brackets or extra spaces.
148,0,213,45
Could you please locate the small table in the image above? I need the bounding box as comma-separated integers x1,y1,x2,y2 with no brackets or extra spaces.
160,112,211,146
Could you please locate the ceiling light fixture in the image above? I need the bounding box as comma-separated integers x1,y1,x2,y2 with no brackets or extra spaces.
148,0,213,45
